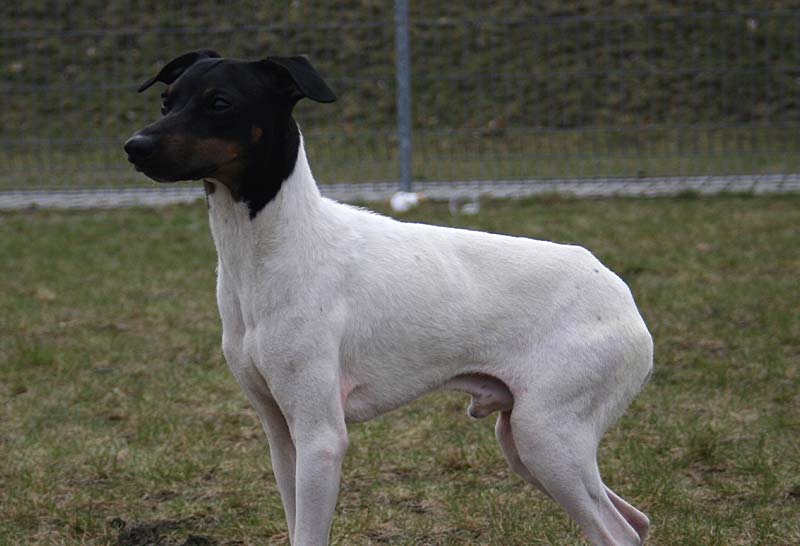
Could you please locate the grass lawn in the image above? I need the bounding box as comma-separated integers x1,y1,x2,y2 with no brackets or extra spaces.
1,194,799,545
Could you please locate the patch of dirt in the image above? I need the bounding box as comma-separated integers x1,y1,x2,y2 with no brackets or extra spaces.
181,536,217,546
112,517,218,546
117,521,167,546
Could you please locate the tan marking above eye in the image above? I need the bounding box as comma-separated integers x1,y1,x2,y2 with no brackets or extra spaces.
251,126,263,144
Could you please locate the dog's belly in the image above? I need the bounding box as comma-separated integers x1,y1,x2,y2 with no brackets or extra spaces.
341,377,426,423
340,359,452,423
341,371,514,423
339,338,516,423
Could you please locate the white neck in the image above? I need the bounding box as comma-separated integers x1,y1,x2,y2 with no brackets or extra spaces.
206,135,326,272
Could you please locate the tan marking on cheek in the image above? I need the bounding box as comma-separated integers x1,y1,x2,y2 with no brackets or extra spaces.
194,138,244,185
162,134,190,160
195,138,241,162
213,161,245,186
251,126,263,145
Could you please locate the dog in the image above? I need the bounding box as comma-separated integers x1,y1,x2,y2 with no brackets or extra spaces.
125,50,653,546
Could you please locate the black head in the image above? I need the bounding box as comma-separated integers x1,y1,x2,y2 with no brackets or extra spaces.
124,49,336,217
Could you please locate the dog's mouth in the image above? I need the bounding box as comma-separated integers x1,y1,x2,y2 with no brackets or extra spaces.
130,157,218,183
129,159,179,183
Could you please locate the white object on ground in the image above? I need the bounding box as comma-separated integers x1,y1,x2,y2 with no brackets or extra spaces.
449,191,481,215
390,191,423,212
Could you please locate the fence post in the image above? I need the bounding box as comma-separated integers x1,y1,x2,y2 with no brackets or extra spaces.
394,0,413,192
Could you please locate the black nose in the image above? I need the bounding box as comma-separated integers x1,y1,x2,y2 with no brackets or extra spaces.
124,134,156,161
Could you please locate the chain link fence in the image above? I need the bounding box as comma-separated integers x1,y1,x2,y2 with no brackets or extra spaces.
2,2,799,201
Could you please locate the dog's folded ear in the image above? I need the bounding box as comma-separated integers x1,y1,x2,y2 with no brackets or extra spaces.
137,49,221,92
258,56,337,104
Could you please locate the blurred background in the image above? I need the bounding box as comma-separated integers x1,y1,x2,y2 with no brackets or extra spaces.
2,1,799,195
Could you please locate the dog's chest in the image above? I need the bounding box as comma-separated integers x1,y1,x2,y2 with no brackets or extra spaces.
205,186,340,368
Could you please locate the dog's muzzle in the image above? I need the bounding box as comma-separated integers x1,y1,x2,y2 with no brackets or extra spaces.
124,134,157,164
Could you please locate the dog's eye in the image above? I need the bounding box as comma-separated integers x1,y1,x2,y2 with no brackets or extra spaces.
160,93,171,116
210,97,231,111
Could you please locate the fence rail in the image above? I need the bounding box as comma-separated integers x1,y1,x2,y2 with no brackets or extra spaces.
1,2,798,196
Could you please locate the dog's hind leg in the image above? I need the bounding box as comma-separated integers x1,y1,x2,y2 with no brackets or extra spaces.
604,485,650,542
508,402,644,546
495,407,649,542
496,410,649,542
494,410,551,498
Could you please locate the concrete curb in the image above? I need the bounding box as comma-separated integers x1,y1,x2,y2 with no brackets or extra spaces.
2,174,799,211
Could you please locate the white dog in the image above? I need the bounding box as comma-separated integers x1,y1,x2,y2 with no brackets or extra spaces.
125,50,653,546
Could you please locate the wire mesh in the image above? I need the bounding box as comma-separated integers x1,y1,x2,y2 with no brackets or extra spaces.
1,2,798,194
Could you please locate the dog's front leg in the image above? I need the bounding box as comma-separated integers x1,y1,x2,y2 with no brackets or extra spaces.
273,358,348,546
228,363,299,541
293,422,348,545
256,394,298,542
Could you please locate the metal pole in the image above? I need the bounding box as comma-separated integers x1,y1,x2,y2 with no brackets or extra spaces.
394,0,413,192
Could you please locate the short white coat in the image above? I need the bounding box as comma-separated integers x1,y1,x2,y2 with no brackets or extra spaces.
206,134,653,545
